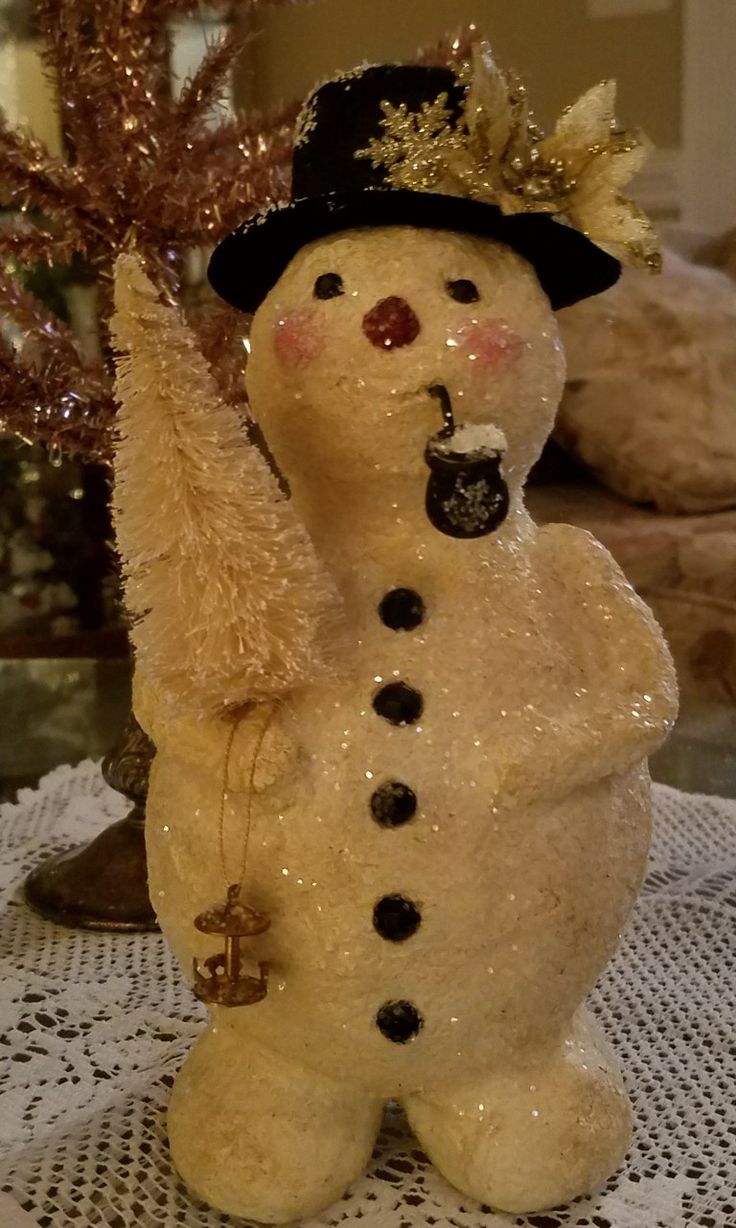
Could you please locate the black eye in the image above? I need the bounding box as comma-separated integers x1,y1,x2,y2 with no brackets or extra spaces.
446,278,480,303
314,272,344,300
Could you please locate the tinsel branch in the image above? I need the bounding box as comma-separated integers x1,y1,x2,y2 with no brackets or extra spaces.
190,299,251,409
0,367,44,444
0,270,83,363
37,0,172,207
0,118,95,241
35,0,125,180
0,348,114,459
179,109,294,180
169,28,243,138
202,97,300,147
157,139,290,240
0,226,81,267
1,0,463,462
179,118,293,189
150,28,259,238
0,0,261,458
0,268,115,459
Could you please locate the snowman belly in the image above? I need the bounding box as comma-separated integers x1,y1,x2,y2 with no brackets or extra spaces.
147,647,650,1094
244,710,646,1093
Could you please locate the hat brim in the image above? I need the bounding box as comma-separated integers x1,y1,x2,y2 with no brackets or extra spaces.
208,189,620,314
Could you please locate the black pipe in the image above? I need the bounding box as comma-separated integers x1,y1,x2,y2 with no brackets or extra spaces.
424,385,510,540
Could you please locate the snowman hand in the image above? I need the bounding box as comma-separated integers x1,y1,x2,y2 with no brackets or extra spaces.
131,679,301,794
499,526,678,802
496,702,666,810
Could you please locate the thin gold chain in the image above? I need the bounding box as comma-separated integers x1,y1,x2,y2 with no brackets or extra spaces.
217,702,278,895
217,717,239,892
238,704,277,891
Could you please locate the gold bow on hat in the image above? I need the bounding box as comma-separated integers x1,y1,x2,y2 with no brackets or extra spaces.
357,42,660,272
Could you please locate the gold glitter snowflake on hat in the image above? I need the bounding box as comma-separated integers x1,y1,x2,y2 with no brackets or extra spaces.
357,43,660,272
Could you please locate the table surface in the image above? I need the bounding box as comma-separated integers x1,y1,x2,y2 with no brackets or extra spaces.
1,763,735,1228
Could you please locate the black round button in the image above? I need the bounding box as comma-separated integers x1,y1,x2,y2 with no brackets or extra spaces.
379,588,425,631
376,1000,424,1044
373,894,421,941
370,782,417,828
373,681,423,726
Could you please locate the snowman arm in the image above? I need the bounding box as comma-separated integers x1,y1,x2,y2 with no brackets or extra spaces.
500,525,678,805
132,673,299,797
552,526,677,778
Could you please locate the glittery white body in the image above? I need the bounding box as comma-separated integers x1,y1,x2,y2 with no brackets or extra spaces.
139,229,677,1222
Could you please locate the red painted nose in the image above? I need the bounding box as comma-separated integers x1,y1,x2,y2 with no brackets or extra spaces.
362,296,421,349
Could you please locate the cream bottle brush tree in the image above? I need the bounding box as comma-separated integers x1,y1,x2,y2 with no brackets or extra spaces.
112,253,340,715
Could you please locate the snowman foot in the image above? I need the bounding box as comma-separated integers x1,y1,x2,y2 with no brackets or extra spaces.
404,1008,631,1214
168,1022,383,1224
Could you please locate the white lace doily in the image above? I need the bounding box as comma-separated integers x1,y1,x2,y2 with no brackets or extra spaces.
1,761,735,1228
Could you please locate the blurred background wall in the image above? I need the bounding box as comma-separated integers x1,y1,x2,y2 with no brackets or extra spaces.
244,0,683,149
0,30,59,148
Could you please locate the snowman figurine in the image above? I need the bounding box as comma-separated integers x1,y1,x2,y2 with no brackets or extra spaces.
113,50,677,1224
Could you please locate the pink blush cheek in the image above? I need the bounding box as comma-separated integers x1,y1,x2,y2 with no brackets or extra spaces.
457,319,525,369
272,308,326,368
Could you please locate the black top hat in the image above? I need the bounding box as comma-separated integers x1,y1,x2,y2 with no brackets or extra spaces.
208,63,621,315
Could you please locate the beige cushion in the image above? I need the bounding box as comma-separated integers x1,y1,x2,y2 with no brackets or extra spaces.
557,251,736,514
